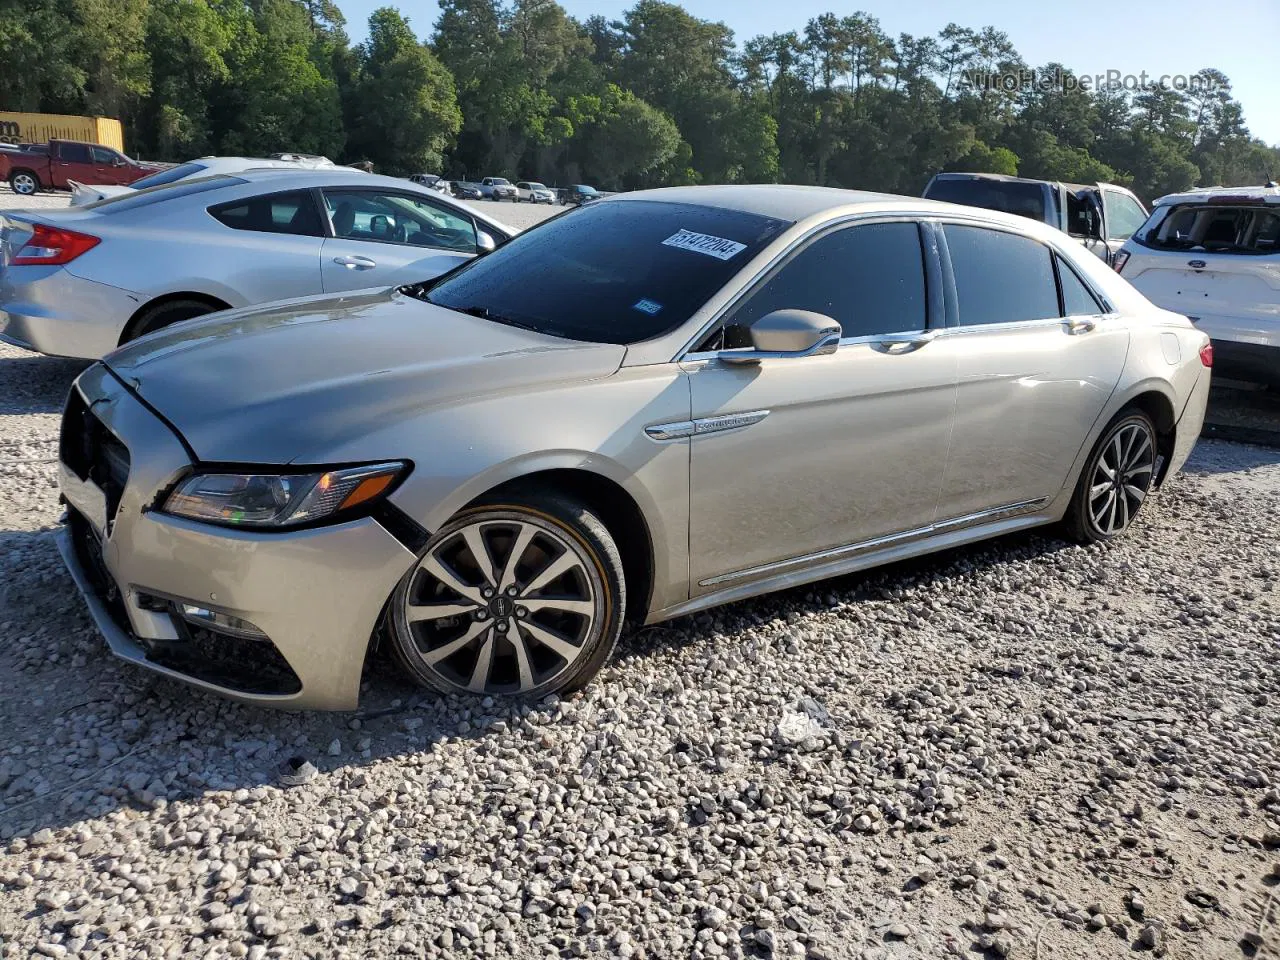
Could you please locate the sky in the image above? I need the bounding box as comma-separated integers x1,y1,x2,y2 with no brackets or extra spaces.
338,0,1279,150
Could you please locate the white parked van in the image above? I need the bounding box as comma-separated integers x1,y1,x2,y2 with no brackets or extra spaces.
1115,184,1280,386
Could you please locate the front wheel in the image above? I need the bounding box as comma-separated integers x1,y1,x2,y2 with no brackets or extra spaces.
387,493,626,697
9,171,38,196
1063,410,1158,543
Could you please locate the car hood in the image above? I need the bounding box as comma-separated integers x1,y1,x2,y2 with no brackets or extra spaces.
103,288,627,464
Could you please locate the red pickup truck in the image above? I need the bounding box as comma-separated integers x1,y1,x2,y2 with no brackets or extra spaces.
0,139,164,197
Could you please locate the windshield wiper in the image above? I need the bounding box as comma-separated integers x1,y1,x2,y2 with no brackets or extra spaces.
451,304,544,333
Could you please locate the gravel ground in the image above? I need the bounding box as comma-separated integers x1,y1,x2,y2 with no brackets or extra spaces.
2,185,1279,960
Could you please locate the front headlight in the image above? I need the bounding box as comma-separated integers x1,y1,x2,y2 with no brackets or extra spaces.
163,462,406,528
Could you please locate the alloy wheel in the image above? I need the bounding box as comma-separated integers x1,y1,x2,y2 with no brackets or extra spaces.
12,173,36,195
397,511,604,695
1088,420,1156,535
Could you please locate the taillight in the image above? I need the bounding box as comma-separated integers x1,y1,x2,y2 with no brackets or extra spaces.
11,223,100,266
1112,250,1130,274
1199,342,1213,367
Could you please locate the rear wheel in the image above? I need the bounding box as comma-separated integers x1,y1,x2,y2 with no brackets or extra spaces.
125,299,221,342
9,171,38,196
387,493,626,697
1064,410,1158,543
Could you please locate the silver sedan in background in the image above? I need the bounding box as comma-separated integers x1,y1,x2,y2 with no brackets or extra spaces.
0,169,514,358
56,186,1210,710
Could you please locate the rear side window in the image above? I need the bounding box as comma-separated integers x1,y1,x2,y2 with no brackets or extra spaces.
926,178,1047,221
1057,256,1103,316
944,224,1059,325
1139,204,1280,254
727,222,927,339
58,143,92,164
210,190,323,237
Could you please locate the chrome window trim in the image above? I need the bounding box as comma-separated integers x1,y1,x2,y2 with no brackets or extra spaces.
673,212,939,363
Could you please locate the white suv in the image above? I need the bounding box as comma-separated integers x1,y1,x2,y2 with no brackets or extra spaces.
1115,184,1280,386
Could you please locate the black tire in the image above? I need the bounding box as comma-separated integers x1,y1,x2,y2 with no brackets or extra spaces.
386,491,626,698
125,299,219,342
9,170,39,196
1063,409,1158,544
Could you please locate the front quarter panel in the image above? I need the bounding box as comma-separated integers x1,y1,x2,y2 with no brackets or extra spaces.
321,365,694,618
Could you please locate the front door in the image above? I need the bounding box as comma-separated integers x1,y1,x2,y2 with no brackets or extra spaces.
935,222,1128,521
684,220,958,591
90,145,127,185
320,187,481,293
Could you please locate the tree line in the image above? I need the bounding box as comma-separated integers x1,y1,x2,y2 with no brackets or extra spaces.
3,0,1278,201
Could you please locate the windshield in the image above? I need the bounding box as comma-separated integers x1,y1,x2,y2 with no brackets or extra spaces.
926,177,1047,221
129,162,208,190
423,199,790,344
491,178,511,185
574,185,598,195
528,182,548,190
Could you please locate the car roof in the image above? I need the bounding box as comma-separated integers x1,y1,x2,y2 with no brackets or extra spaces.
1153,184,1280,206
230,169,401,189
604,184,947,223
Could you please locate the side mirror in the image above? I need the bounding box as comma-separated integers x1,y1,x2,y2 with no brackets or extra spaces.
718,309,842,365
114,157,126,167
476,231,497,253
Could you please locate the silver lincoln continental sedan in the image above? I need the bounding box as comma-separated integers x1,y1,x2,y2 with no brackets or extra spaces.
56,185,1212,709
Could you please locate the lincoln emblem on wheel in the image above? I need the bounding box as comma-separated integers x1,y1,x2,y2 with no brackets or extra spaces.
54,185,1211,709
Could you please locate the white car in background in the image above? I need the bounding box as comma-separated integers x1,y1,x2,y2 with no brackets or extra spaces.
515,181,556,204
1115,184,1280,386
68,156,364,206
1,169,515,358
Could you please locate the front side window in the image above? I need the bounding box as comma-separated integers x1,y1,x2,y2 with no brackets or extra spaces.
724,222,927,341
323,189,478,252
423,199,790,344
210,190,323,237
91,146,118,165
944,224,1059,326
1104,190,1149,241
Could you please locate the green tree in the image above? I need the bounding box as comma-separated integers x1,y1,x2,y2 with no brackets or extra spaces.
345,7,461,174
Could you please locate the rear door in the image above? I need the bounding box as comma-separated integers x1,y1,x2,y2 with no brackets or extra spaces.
206,189,326,302
319,187,481,293
936,222,1128,520
51,142,96,187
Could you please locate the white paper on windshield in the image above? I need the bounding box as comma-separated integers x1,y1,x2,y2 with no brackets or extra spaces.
661,229,747,261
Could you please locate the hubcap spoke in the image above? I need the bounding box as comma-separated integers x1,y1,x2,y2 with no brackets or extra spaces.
423,553,485,605
519,596,595,615
1089,480,1112,500
510,621,535,691
408,601,476,622
498,523,537,593
522,551,580,596
462,526,497,587
423,619,489,665
517,619,582,662
1124,483,1146,503
467,633,496,691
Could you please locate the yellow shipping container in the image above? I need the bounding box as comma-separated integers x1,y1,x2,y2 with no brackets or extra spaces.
0,112,125,153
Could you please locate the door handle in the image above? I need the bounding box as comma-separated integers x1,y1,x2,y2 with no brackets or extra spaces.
333,255,377,270
873,330,937,352
1066,318,1096,335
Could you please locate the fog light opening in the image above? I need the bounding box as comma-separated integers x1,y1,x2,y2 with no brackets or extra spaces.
174,603,268,640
